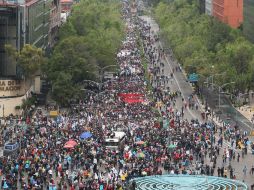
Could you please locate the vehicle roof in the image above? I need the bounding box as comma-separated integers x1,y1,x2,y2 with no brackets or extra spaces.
112,131,126,138
105,131,126,141
5,142,18,146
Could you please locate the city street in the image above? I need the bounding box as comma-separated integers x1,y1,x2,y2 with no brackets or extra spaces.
0,1,253,190
141,15,254,187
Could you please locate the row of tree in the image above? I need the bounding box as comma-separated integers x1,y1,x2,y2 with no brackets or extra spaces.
5,0,124,106
47,0,124,105
154,0,254,93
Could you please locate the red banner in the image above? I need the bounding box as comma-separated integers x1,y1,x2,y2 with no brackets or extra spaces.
118,93,144,98
122,97,144,104
118,93,144,104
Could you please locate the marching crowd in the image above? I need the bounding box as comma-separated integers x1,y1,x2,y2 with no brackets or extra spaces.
0,0,253,190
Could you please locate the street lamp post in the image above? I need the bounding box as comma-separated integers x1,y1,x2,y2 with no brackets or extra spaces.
220,92,238,123
218,82,235,111
99,65,118,83
198,75,212,106
202,73,225,106
84,64,118,83
207,72,226,89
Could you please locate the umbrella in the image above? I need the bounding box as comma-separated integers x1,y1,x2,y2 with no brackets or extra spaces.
80,132,92,139
168,144,177,149
135,141,145,145
64,144,75,148
66,139,77,145
64,140,77,148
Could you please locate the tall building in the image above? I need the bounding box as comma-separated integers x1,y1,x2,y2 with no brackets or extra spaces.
0,0,61,77
243,0,254,42
199,0,206,14
213,0,243,28
205,0,213,15
0,3,20,76
49,0,61,47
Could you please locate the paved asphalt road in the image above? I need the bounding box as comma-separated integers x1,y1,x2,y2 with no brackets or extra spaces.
0,14,253,190
141,15,254,188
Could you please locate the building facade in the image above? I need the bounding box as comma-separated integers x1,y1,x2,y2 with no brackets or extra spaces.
243,0,254,42
213,0,243,28
0,4,21,76
199,0,206,14
49,0,61,47
0,0,61,77
205,0,213,15
26,0,50,49
0,0,61,116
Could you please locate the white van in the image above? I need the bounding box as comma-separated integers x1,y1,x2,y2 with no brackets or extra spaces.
104,131,126,150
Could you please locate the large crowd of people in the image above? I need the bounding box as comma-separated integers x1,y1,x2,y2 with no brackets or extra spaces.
0,0,253,190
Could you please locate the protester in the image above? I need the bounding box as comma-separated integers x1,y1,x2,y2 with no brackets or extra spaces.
0,1,252,189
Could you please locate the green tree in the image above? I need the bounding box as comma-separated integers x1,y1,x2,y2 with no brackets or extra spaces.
226,38,254,74
52,72,78,105
47,0,124,105
48,36,98,83
205,19,232,52
154,0,254,92
18,44,46,77
5,44,46,77
58,21,77,39
174,36,204,63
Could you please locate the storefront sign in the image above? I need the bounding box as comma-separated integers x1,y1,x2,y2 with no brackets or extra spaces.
0,80,21,91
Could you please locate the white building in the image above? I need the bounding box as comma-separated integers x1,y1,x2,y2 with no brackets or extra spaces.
205,0,213,15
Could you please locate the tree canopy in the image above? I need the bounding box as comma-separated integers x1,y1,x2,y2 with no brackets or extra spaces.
46,0,124,105
154,0,254,92
5,44,46,77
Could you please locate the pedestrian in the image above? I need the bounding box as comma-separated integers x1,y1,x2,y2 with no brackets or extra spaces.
230,168,233,179
243,165,247,176
237,153,240,162
217,167,220,177
251,165,254,175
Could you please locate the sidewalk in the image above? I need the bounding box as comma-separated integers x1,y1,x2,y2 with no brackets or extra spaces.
237,105,254,125
143,14,254,188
